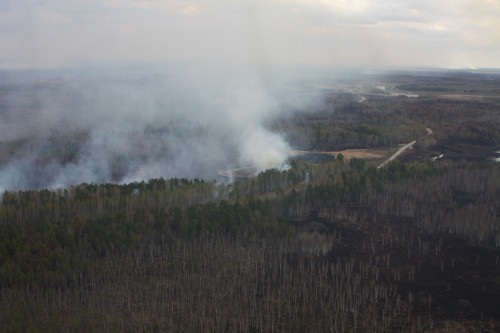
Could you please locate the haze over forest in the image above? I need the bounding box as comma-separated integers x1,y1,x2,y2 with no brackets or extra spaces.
2,1,500,332
0,66,309,190
1,0,500,192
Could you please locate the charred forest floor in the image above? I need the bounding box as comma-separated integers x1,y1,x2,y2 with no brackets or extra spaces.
290,207,500,331
1,69,500,332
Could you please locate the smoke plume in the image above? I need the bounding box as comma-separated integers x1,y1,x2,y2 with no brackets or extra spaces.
0,64,300,191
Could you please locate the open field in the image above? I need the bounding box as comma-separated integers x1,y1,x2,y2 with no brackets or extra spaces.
290,148,388,160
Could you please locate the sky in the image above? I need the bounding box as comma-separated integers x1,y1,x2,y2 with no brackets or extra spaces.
1,0,500,69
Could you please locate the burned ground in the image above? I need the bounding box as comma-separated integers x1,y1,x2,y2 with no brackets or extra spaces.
1,70,500,332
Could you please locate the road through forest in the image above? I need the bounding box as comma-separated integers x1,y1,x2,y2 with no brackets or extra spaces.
377,127,433,168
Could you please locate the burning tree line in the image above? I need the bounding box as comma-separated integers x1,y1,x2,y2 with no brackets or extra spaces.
1,158,499,331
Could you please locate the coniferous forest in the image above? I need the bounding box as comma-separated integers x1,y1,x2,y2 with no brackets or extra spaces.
1,70,500,332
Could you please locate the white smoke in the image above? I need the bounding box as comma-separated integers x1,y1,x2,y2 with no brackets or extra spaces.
0,65,303,191
239,127,290,171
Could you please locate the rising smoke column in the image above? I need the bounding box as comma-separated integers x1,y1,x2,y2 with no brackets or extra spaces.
0,65,296,191
239,126,290,171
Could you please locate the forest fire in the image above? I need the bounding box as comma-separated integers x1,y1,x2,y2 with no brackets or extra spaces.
218,151,336,180
218,166,259,179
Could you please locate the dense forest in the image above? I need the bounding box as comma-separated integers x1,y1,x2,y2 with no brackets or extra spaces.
1,70,500,332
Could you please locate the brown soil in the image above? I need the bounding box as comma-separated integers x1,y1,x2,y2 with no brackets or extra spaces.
438,94,487,101
290,149,388,160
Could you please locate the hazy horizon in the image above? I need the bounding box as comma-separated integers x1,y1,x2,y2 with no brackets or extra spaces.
1,0,499,70
1,0,500,191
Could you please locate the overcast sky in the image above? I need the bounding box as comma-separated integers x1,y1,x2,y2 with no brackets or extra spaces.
1,0,499,69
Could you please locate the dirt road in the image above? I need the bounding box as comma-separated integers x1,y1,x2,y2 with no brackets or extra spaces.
377,127,433,168
377,140,416,168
